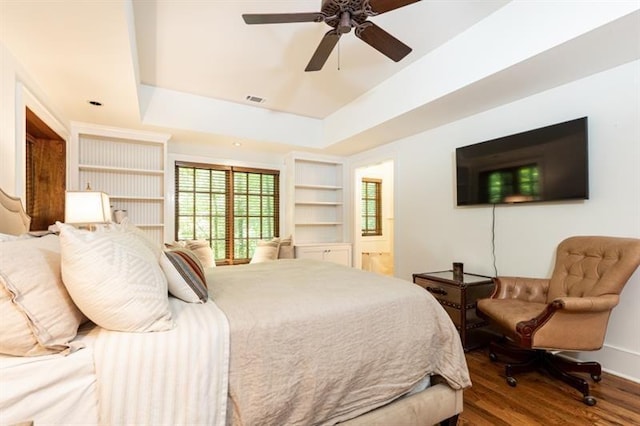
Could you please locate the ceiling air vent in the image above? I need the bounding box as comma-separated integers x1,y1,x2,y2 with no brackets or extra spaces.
246,95,266,104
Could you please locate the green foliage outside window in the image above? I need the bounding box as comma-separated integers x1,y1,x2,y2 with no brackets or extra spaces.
362,178,382,236
176,163,279,264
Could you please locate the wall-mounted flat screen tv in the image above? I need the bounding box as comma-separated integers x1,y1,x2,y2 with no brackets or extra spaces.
456,117,589,206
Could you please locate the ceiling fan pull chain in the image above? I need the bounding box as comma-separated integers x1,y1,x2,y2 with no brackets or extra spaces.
338,38,341,71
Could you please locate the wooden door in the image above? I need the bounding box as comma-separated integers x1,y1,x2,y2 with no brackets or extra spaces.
26,108,66,231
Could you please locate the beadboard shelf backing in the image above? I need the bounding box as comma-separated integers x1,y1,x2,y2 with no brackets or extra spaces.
70,122,170,246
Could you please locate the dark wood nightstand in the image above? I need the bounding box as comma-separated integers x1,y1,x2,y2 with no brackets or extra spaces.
413,270,495,351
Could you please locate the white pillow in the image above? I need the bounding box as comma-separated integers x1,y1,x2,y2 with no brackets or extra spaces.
185,240,216,268
160,248,208,303
250,237,280,263
116,218,162,259
57,222,173,332
278,235,294,259
0,235,85,356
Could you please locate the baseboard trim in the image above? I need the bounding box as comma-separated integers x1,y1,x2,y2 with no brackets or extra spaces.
561,343,640,383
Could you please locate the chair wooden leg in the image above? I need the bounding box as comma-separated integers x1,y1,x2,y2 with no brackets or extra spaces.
486,340,600,406
541,353,597,406
549,354,602,381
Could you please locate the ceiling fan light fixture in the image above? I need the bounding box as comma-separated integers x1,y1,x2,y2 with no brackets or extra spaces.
338,11,352,34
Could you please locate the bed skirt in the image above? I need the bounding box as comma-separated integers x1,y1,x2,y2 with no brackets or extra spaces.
339,378,463,426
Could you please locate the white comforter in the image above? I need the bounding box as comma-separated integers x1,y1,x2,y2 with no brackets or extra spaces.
0,297,230,425
208,259,471,426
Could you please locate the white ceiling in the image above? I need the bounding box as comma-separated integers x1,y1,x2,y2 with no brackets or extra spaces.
1,1,638,156
132,0,506,119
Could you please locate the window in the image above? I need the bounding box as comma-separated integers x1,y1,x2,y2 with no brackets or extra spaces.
361,178,382,237
175,161,279,264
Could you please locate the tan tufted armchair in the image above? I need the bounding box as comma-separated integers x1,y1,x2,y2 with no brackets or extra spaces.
477,236,640,406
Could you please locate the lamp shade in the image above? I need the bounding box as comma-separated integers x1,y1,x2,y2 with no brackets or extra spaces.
65,191,111,225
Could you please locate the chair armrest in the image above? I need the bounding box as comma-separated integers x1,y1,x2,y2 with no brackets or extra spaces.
491,276,550,303
551,294,620,312
514,294,620,347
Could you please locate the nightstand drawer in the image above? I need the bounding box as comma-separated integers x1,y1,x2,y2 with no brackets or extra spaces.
440,303,484,328
413,270,494,351
442,304,461,326
414,276,461,305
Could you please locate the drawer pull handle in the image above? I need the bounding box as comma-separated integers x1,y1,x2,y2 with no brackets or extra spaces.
426,286,447,296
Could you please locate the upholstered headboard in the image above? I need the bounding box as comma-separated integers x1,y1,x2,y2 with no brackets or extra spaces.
0,187,31,235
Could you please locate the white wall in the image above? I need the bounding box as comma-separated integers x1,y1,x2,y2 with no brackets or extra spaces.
0,42,68,197
355,60,640,380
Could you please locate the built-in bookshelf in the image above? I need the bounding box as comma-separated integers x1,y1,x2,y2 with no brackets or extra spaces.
70,123,171,246
286,153,348,246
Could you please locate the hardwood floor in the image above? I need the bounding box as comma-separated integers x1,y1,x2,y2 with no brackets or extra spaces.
459,348,640,425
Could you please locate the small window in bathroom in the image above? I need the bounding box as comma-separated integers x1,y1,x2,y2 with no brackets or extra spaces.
362,178,382,237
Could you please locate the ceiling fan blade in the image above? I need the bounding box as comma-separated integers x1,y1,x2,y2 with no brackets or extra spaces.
368,0,421,15
356,22,412,62
242,12,324,25
305,30,341,72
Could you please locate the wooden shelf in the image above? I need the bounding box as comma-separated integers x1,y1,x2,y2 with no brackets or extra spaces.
295,201,343,206
295,184,343,190
79,164,163,175
109,195,164,201
287,153,346,245
295,222,343,226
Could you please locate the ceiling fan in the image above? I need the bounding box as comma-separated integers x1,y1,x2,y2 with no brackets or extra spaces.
242,0,421,72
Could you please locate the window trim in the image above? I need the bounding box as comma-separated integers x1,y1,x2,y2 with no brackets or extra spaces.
174,161,280,265
361,178,382,237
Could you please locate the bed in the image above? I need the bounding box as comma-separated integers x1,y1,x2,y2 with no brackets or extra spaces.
0,187,470,425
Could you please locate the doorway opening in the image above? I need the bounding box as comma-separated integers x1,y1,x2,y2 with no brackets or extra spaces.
354,160,394,276
25,107,66,230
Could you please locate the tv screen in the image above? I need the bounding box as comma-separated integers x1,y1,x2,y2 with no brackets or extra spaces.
456,117,589,206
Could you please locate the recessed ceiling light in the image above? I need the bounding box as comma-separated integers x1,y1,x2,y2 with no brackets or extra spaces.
233,142,242,147
245,95,266,104
88,100,102,106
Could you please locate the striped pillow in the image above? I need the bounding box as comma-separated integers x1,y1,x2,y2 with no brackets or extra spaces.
160,248,208,303
166,240,216,268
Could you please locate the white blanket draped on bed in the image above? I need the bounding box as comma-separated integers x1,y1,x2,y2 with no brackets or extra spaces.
0,336,98,425
208,259,471,426
89,297,230,425
1,294,229,426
